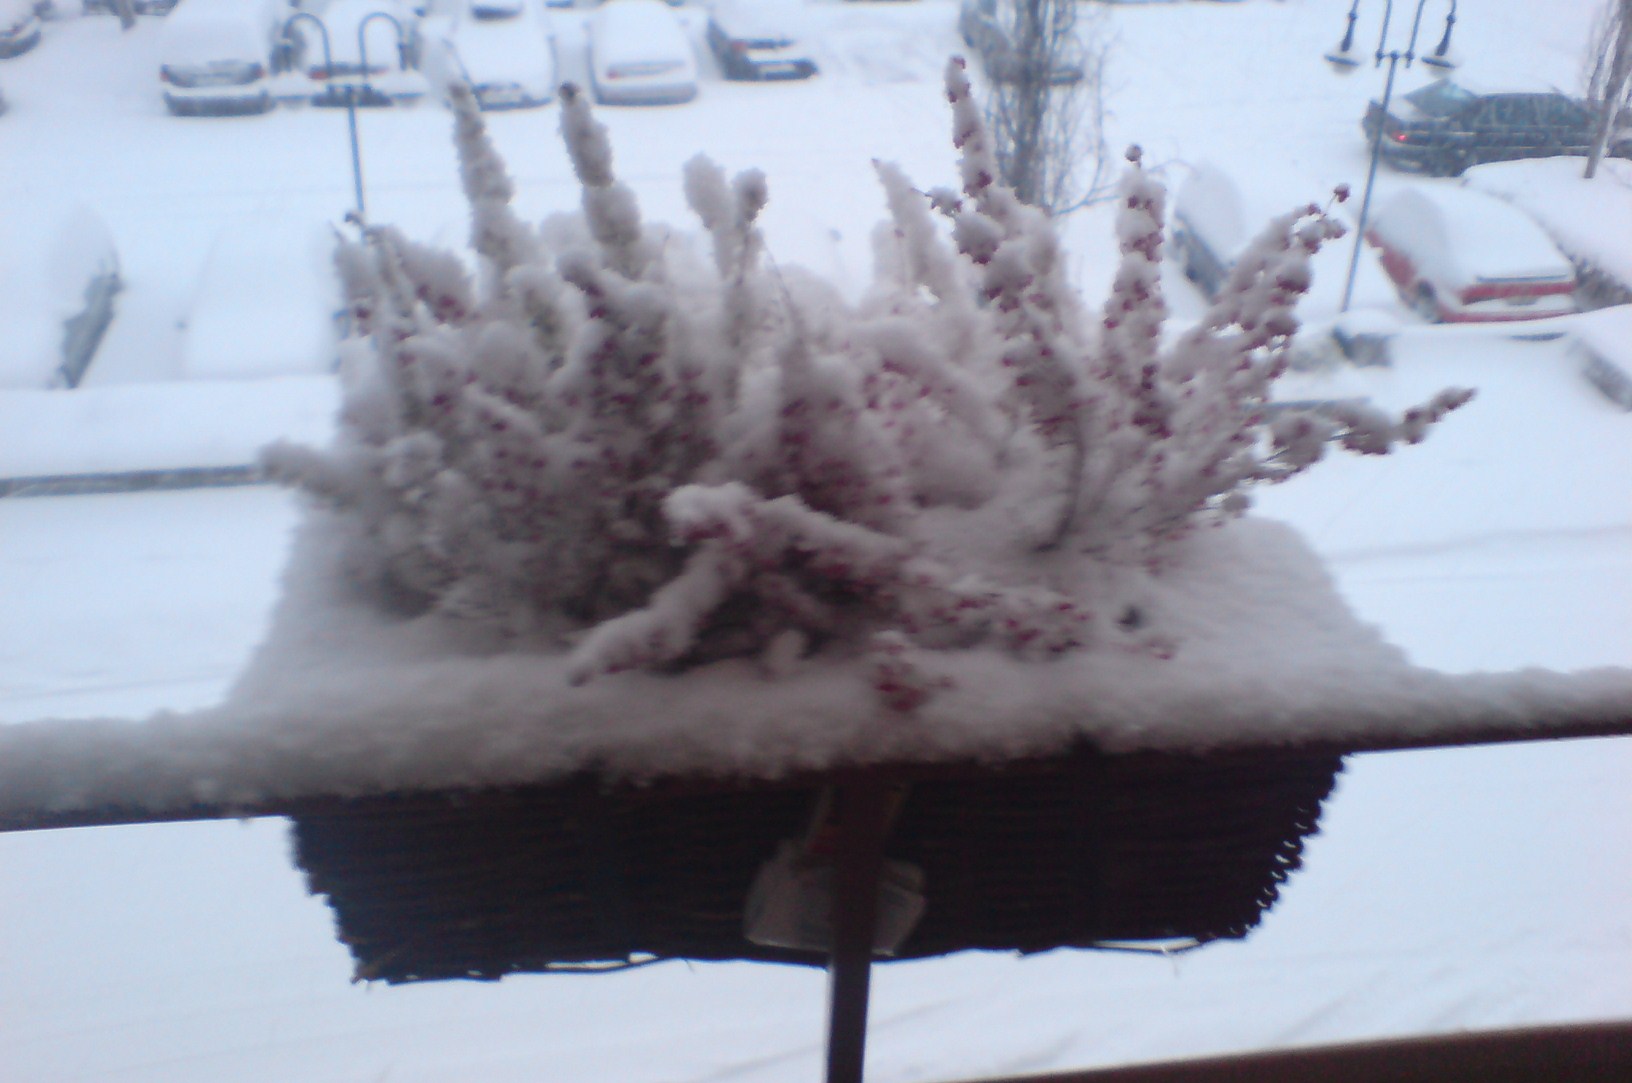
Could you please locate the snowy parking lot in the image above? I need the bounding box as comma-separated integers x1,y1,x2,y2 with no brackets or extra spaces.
2,1,1630,1080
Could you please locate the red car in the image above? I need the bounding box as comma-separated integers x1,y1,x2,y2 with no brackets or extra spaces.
1366,186,1576,323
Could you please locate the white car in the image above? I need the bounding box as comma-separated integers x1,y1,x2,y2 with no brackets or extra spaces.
1366,186,1577,323
286,0,429,106
157,0,281,117
420,0,556,110
1170,162,1400,324
0,198,122,389
587,0,697,106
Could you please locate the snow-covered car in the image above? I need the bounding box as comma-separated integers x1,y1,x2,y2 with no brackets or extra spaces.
157,0,282,117
419,0,556,110
284,0,429,107
587,0,697,106
704,0,817,82
0,198,122,389
1366,186,1577,323
183,216,342,380
1170,162,1399,323
0,0,42,59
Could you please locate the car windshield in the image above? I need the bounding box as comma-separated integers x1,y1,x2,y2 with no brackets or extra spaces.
1402,79,1478,115
3,2,1631,1081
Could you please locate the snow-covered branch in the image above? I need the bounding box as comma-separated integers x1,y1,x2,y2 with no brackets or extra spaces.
268,68,1470,711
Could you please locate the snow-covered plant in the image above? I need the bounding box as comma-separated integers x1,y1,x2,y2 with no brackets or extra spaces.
265,69,1470,707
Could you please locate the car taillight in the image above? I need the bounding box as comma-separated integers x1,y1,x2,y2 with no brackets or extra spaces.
1460,281,1574,305
309,66,328,80
731,40,748,53
159,66,171,83
251,63,265,80
1391,130,1409,142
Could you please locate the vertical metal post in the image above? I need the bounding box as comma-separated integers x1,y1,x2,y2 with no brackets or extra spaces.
345,87,367,220
1341,51,1400,314
825,782,892,1083
350,11,408,224
282,10,408,223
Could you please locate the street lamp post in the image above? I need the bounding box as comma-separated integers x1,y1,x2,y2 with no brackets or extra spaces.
282,11,412,222
1326,0,1460,314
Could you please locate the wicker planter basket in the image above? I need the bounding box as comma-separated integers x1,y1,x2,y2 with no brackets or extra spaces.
293,745,1342,984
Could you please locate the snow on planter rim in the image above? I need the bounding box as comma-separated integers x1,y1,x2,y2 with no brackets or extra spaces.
3,508,1629,825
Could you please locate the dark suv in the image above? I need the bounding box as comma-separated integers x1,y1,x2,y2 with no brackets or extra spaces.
1363,80,1632,176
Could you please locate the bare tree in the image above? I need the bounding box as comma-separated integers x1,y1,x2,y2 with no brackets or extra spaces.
974,0,1114,216
1583,0,1632,178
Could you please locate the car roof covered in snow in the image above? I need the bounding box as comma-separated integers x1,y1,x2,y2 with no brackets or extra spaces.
710,0,808,41
591,0,689,61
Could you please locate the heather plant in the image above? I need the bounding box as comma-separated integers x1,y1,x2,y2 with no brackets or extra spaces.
265,66,1470,706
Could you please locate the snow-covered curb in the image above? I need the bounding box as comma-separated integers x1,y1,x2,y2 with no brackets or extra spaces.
0,377,338,480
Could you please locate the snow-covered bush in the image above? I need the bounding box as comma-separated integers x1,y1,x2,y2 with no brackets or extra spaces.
264,64,1470,706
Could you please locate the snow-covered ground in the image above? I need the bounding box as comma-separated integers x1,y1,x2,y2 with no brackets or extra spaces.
1,1,1629,1080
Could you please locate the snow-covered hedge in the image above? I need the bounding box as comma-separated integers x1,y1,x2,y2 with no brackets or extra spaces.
264,63,1470,710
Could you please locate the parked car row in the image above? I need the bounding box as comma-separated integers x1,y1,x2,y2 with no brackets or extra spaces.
1172,163,1580,327
144,0,820,117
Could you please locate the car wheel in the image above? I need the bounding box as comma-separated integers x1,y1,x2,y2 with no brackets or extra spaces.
1435,149,1469,177
1412,285,1440,323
